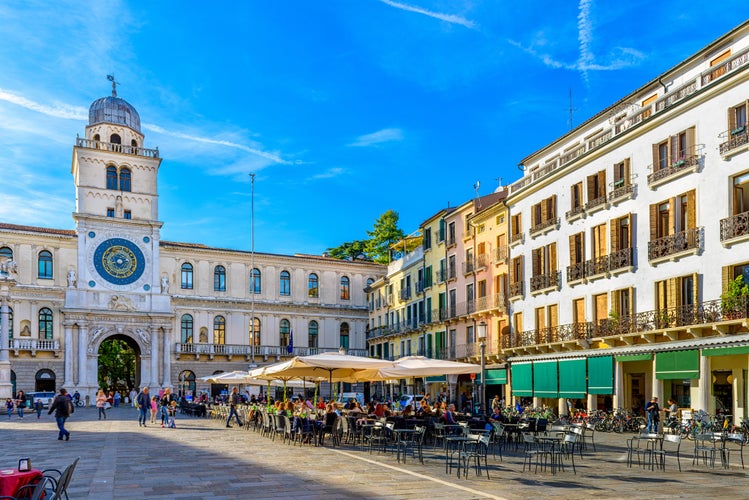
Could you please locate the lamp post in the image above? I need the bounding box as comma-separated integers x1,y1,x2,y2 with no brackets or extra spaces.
477,321,487,416
249,173,257,369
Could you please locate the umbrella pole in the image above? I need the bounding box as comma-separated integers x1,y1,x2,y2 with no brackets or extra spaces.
283,380,287,402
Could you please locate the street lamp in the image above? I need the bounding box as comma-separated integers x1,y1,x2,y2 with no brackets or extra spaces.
477,321,487,416
249,173,257,369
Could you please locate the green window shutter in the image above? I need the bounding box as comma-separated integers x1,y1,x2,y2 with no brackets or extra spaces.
655,350,699,379
588,356,614,394
702,345,749,357
533,361,559,398
615,353,653,362
485,369,507,385
558,359,586,398
511,363,533,396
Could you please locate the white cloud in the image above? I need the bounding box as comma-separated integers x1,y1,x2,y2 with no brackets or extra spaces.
378,0,476,29
309,167,345,180
0,88,87,120
507,39,644,72
349,128,404,147
577,0,594,83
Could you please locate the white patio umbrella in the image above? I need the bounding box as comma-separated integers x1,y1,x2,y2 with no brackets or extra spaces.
376,356,480,378
198,371,255,383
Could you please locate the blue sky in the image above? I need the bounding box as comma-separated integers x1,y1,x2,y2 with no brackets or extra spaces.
0,2,745,255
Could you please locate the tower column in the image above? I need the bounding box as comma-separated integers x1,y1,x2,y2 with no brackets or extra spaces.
150,326,159,389
162,327,172,387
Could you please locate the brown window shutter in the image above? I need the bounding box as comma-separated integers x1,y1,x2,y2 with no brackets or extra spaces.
627,287,634,317
570,184,577,208
649,204,658,241
669,135,678,163
693,273,700,305
722,265,732,294
667,278,677,309
549,243,557,272
611,289,621,316
532,249,541,276
729,106,737,132
611,217,620,252
686,126,696,157
536,307,546,330
652,143,660,169
540,200,547,224
687,190,696,229
550,194,557,219
587,174,595,201
549,304,558,328
624,158,630,184
598,170,606,197
515,312,523,333
519,256,524,282
668,197,676,235
569,234,577,264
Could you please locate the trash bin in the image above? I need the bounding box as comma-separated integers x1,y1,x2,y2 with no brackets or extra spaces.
85,395,90,408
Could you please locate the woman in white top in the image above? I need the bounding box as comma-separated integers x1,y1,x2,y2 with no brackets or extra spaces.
96,389,108,420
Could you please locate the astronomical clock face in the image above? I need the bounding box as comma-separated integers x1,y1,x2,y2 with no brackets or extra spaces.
87,235,150,291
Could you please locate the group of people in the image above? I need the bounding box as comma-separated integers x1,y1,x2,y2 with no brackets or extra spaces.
135,386,178,428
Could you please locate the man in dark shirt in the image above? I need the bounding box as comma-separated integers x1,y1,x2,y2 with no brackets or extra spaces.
645,396,660,433
48,388,73,441
226,387,243,428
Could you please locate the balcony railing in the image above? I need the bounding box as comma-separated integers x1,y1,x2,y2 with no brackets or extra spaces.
476,296,491,311
584,195,607,211
510,232,524,245
608,182,635,203
9,338,60,354
530,217,559,235
76,137,160,158
494,293,507,312
566,261,585,282
565,205,585,220
560,145,585,166
701,47,749,86
529,271,560,293
584,254,609,277
463,260,476,275
477,253,491,269
436,269,447,283
719,127,749,156
609,247,634,271
400,287,412,301
647,154,699,185
648,227,701,261
654,79,697,112
177,343,369,358
494,246,508,264
720,211,749,242
504,296,749,349
509,281,523,298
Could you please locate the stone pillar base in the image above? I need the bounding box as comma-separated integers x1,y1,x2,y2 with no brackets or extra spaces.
0,360,12,398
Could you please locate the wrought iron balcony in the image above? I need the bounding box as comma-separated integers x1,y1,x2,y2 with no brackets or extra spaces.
477,253,491,269
566,261,585,282
494,246,508,263
584,254,609,278
509,281,523,298
476,295,491,312
720,211,749,242
494,293,507,312
584,195,607,212
400,286,412,301
647,154,699,185
463,260,476,275
608,181,635,203
530,271,560,293
76,137,159,158
530,217,559,236
510,232,524,245
609,247,634,272
648,227,701,261
719,127,749,156
565,205,585,221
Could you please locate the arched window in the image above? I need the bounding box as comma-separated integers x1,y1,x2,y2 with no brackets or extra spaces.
308,273,319,298
214,316,226,344
119,167,131,192
249,317,261,346
250,268,261,294
110,133,121,144
0,247,12,260
279,319,290,347
7,307,12,340
181,263,193,289
180,314,194,343
131,139,138,148
38,250,53,279
214,265,226,291
340,276,350,300
366,278,374,288
106,166,118,189
38,308,53,340
339,322,350,350
93,134,100,142
35,369,55,392
178,370,196,397
308,320,318,349
279,271,291,296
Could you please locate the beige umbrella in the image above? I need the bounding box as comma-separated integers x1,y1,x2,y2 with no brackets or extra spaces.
376,356,480,378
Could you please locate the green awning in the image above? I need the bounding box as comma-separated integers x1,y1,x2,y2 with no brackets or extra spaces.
655,350,699,379
703,345,749,357
588,356,614,395
616,353,653,362
558,359,586,398
533,361,559,398
425,375,447,383
485,368,507,385
511,363,533,397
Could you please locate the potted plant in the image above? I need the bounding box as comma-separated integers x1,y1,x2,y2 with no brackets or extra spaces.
722,275,749,320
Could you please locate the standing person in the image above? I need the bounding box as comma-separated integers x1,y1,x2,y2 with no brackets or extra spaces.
491,394,501,412
136,387,150,427
665,398,679,426
226,387,243,428
645,396,660,433
34,398,44,419
160,388,175,428
129,388,138,408
150,396,159,424
15,390,25,419
113,391,121,408
48,388,73,441
96,389,108,420
72,390,80,407
5,398,13,419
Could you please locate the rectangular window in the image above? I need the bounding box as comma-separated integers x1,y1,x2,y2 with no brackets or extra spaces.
652,127,696,169
423,228,432,250
586,170,606,203
591,224,607,258
106,208,115,218
569,232,584,264
511,214,522,237
448,221,456,245
123,210,132,220
730,102,748,134
613,159,630,188
438,219,446,242
733,172,749,215
571,182,583,209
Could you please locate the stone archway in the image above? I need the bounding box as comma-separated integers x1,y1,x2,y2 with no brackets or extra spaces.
97,334,141,393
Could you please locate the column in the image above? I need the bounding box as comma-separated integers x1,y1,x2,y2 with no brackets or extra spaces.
150,326,159,388
162,327,172,387
77,323,88,388
697,354,710,411
651,358,663,401
613,360,624,410
63,324,74,387
558,398,567,417
587,393,598,412
0,292,11,399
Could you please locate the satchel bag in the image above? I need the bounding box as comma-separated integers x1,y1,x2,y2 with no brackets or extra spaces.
104,402,112,410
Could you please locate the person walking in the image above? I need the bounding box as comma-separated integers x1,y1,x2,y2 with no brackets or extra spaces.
48,388,73,441
34,398,43,419
150,396,159,424
136,387,150,427
160,388,175,428
5,398,13,419
96,389,108,420
14,390,25,419
113,391,121,407
226,387,243,428
645,396,661,433
129,388,138,408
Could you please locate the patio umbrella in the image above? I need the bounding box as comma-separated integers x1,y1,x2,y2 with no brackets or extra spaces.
377,356,481,379
198,371,255,383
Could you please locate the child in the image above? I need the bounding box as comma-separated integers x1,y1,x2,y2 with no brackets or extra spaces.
34,399,44,419
167,400,178,428
150,396,158,424
5,398,14,419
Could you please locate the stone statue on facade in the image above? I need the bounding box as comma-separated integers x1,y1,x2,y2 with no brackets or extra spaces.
0,259,17,277
108,295,135,311
161,275,169,294
66,268,77,287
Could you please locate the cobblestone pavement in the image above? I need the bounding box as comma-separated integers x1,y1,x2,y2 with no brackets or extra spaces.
1,407,748,499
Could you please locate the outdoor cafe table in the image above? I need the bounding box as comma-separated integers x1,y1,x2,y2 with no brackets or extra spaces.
0,468,43,497
393,428,419,463
535,435,565,474
444,435,479,475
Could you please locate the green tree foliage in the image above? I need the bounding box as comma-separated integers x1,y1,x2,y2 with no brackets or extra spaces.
98,338,136,391
365,209,406,264
722,275,749,316
326,240,370,261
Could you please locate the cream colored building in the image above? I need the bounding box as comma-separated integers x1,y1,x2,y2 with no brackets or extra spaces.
0,89,384,400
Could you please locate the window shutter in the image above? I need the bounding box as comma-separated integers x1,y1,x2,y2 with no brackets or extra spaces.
692,273,700,306
569,234,577,264
532,249,541,276
667,278,677,309
611,289,621,316
611,217,620,253
668,197,676,235
687,189,696,229
722,265,732,294
686,126,696,157
729,106,737,132
624,158,631,184
587,174,595,202
571,184,577,208
550,194,557,219
536,307,546,330
549,243,557,272
540,200,548,224
598,171,606,197
549,304,558,328
652,143,660,169
650,204,658,241
518,256,524,282
669,135,678,164
509,258,516,283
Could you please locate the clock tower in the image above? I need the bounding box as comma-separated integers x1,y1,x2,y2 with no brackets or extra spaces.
63,80,173,397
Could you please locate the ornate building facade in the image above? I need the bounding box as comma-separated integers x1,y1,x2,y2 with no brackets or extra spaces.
0,89,384,400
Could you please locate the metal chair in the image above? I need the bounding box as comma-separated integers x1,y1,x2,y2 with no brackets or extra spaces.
460,434,491,479
726,432,746,469
653,433,682,471
41,456,80,500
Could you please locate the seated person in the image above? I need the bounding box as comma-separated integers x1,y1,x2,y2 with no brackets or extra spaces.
489,406,504,423
416,399,431,416
402,404,413,418
441,404,457,425
348,402,363,414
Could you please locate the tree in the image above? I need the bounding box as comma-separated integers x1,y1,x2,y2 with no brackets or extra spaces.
722,275,749,319
365,210,405,264
98,338,136,391
325,240,370,261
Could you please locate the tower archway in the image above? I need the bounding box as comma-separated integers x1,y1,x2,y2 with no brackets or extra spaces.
97,334,141,393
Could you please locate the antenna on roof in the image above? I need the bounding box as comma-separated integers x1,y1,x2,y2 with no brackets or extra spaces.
567,88,578,130
473,181,480,198
107,74,119,97
495,177,503,190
